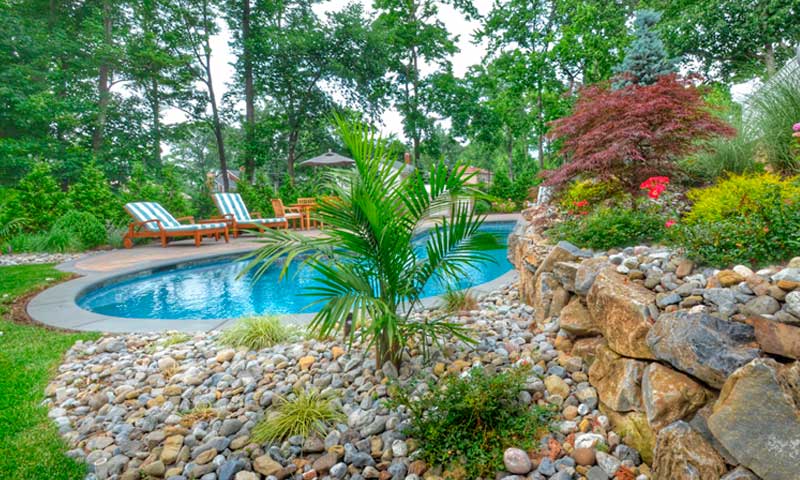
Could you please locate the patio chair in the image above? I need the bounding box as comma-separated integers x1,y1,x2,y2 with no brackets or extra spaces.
271,199,304,229
212,193,288,238
123,202,229,248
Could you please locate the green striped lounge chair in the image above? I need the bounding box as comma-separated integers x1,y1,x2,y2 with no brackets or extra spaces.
212,193,288,237
123,202,229,248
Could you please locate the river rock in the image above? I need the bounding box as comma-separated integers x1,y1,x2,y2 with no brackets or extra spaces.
646,311,760,388
588,346,645,412
503,448,532,474
707,359,800,480
587,268,656,359
652,421,726,480
641,363,709,430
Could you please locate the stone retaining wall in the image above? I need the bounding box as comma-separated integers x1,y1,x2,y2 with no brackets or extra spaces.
508,205,800,480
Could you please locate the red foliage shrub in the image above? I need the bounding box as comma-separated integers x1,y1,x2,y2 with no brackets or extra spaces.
544,75,735,197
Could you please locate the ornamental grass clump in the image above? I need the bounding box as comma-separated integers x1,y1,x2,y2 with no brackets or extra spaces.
219,316,294,351
441,288,478,313
251,389,344,443
387,366,554,478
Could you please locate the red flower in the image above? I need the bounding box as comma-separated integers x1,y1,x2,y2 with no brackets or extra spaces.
641,176,669,200
574,200,589,208
665,219,676,228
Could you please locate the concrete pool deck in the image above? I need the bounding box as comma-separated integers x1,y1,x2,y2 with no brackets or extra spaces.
27,213,522,333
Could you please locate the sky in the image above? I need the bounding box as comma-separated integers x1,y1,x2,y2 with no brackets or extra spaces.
191,0,756,141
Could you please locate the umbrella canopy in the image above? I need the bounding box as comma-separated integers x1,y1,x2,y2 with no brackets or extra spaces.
298,150,355,168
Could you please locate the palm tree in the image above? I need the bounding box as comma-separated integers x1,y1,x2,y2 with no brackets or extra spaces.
243,115,500,366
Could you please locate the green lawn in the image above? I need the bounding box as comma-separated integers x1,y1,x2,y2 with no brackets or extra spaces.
0,264,100,479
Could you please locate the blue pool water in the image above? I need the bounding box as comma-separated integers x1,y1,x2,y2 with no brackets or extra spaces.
78,221,515,320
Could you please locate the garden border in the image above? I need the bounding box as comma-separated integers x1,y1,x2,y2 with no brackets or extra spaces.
27,218,520,333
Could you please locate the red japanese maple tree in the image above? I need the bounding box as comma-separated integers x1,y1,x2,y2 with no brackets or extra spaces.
544,74,735,199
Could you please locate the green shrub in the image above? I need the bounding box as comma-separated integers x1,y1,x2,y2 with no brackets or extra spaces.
388,366,554,478
5,230,82,253
251,389,344,443
68,162,121,223
441,289,478,313
6,163,69,231
557,178,624,211
52,210,107,250
676,173,800,266
684,173,800,225
237,172,277,217
218,316,294,350
549,206,667,250
473,199,491,215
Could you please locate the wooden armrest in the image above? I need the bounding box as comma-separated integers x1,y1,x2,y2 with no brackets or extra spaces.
175,216,195,224
286,206,303,213
132,219,163,232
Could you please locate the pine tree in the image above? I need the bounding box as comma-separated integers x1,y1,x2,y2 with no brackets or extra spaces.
68,163,121,223
614,10,676,87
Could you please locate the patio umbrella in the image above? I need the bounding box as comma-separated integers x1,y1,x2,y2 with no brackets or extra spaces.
298,150,355,168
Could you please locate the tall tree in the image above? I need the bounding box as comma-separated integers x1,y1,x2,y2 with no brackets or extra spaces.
225,0,257,181
248,1,389,181
373,0,473,165
613,9,676,87
171,0,231,191
649,0,800,82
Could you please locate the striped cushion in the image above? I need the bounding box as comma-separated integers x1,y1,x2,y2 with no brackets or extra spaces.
214,193,251,222
125,202,181,231
250,218,286,224
162,222,227,231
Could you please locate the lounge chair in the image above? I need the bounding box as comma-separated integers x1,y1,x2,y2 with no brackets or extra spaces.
271,199,304,229
123,202,229,248
212,192,288,237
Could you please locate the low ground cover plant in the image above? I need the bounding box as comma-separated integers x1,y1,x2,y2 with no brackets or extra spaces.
441,288,478,313
675,172,800,266
549,205,668,250
388,366,554,478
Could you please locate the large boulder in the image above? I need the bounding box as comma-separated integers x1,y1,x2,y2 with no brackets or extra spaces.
587,268,656,359
707,359,800,480
574,256,610,296
588,346,646,412
751,316,800,360
552,261,581,292
534,241,591,279
652,421,727,480
646,311,760,388
559,297,600,337
570,337,605,366
642,363,710,430
533,272,561,323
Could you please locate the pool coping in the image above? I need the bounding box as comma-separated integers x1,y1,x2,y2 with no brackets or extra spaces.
28,217,521,333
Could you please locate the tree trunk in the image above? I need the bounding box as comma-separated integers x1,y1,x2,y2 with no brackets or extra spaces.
411,45,421,165
764,42,776,77
92,0,112,155
537,83,545,169
506,130,514,181
287,128,298,181
151,78,162,169
205,53,229,192
242,0,256,181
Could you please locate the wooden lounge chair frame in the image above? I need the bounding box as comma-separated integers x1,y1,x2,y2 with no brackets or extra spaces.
123,202,229,248
272,199,305,229
212,193,289,238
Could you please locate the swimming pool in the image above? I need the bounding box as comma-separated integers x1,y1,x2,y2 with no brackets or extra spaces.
77,221,515,320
